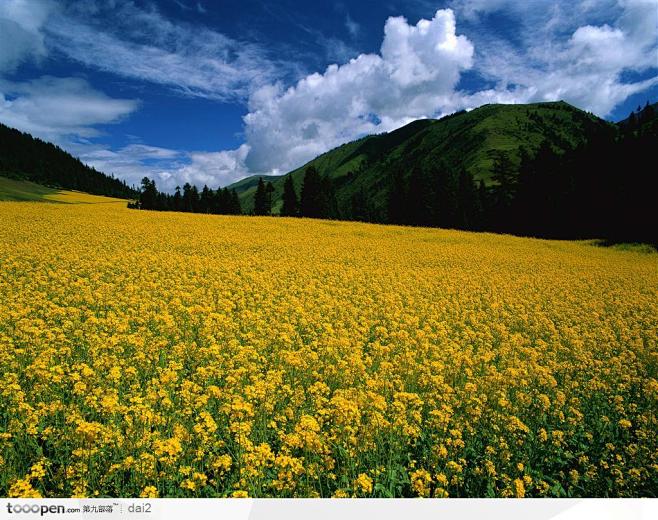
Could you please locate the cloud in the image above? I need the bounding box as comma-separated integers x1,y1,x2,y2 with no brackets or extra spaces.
43,2,285,102
314,34,362,65
71,143,183,189
223,1,656,179
345,14,360,38
172,0,207,15
0,76,139,142
0,0,259,192
239,1,657,176
0,83,252,191
243,9,474,173
2,1,656,192
78,142,251,193
451,0,658,115
450,0,618,23
450,0,522,21
172,146,251,190
0,0,54,72
0,1,271,190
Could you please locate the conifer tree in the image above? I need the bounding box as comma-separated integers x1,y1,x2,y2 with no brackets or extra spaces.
265,182,274,215
435,164,459,228
200,185,212,213
456,168,479,230
281,175,299,216
319,175,339,219
182,183,196,212
300,166,322,218
173,186,182,212
254,177,268,215
229,189,242,215
139,177,158,210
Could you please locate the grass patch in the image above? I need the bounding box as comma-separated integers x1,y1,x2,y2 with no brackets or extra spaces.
588,239,657,254
0,176,60,202
0,176,129,205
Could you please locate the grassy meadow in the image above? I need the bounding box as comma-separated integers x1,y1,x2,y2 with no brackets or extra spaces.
0,177,128,204
0,198,656,498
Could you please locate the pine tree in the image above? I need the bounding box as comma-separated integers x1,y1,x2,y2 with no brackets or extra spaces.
626,110,638,133
491,151,517,207
182,183,196,212
190,185,200,213
200,185,212,213
281,176,299,216
639,101,655,128
265,182,274,215
139,177,158,210
229,189,242,215
254,178,268,216
351,187,370,221
219,189,228,215
173,186,182,212
300,166,322,218
490,151,518,231
318,175,339,219
456,168,478,230
407,166,436,227
435,164,458,228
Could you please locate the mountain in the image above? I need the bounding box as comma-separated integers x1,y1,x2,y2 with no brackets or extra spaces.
618,101,658,133
229,174,284,195
0,122,137,199
232,101,613,216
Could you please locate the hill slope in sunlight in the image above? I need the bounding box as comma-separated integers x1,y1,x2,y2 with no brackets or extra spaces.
233,101,611,215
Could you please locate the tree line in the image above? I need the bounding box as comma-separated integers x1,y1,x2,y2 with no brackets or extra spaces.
254,102,656,245
131,102,656,246
253,167,340,219
386,102,656,244
132,177,242,215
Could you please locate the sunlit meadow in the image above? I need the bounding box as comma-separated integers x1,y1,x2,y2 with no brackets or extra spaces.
0,198,656,498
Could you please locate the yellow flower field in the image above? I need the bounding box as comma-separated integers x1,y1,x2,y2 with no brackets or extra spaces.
0,199,657,498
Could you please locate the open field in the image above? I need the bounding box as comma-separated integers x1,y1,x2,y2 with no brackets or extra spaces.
0,200,656,498
0,176,129,204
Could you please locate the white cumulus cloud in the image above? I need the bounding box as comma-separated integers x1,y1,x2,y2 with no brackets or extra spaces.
78,142,251,193
167,146,251,192
235,1,657,179
2,1,657,191
452,0,658,116
244,9,474,173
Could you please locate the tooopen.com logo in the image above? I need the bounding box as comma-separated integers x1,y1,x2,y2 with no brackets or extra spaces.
5,503,67,516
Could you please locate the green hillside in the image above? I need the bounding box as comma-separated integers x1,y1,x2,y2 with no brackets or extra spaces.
618,102,658,134
229,174,283,195
0,176,130,204
0,176,60,202
233,101,612,215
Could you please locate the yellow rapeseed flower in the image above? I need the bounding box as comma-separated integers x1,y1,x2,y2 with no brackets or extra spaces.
0,200,655,498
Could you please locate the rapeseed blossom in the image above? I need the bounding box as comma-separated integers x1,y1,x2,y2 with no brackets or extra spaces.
0,200,656,497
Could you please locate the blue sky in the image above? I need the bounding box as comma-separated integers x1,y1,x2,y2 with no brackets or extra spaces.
1,0,657,191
